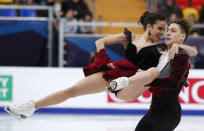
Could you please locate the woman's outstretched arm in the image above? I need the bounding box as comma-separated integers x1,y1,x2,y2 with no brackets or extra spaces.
95,33,126,52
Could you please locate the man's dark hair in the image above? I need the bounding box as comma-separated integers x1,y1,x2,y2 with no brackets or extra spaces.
169,18,192,41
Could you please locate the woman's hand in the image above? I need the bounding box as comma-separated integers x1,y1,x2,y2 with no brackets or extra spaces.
168,44,179,61
107,63,115,69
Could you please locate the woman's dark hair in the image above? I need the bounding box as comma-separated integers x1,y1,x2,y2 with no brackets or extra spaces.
139,12,166,30
169,18,192,41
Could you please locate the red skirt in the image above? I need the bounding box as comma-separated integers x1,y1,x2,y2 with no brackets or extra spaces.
83,49,163,96
83,49,138,81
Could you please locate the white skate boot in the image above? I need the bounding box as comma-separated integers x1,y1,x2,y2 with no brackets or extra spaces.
105,77,129,92
156,51,169,72
4,101,36,120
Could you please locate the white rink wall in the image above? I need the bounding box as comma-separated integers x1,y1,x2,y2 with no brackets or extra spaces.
0,67,204,113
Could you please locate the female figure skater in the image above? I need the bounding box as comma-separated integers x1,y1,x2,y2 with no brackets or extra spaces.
110,18,194,131
5,13,197,120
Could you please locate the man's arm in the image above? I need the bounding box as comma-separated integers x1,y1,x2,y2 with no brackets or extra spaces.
149,55,190,89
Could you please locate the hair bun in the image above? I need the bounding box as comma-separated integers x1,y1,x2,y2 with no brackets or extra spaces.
143,11,150,16
140,11,150,25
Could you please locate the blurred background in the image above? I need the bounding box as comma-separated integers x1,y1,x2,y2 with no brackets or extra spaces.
0,0,204,131
0,0,203,68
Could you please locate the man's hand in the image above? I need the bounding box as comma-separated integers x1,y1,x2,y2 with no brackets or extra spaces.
168,44,179,61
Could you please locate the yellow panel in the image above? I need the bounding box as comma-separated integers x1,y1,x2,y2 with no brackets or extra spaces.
0,0,13,3
95,0,146,34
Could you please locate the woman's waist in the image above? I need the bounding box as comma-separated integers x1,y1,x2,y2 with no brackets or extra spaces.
114,58,138,70
117,58,155,71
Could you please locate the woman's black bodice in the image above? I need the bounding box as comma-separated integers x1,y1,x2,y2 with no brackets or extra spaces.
124,28,166,70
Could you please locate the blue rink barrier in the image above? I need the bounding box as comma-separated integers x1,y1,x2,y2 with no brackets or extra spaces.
65,37,125,67
1,107,204,116
0,20,48,66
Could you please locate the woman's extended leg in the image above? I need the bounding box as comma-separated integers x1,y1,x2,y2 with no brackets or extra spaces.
5,68,158,119
5,72,110,119
117,67,160,101
35,72,108,109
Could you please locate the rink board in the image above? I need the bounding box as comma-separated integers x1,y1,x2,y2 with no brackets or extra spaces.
0,67,204,115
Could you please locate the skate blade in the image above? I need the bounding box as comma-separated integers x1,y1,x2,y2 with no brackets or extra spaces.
4,106,23,121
